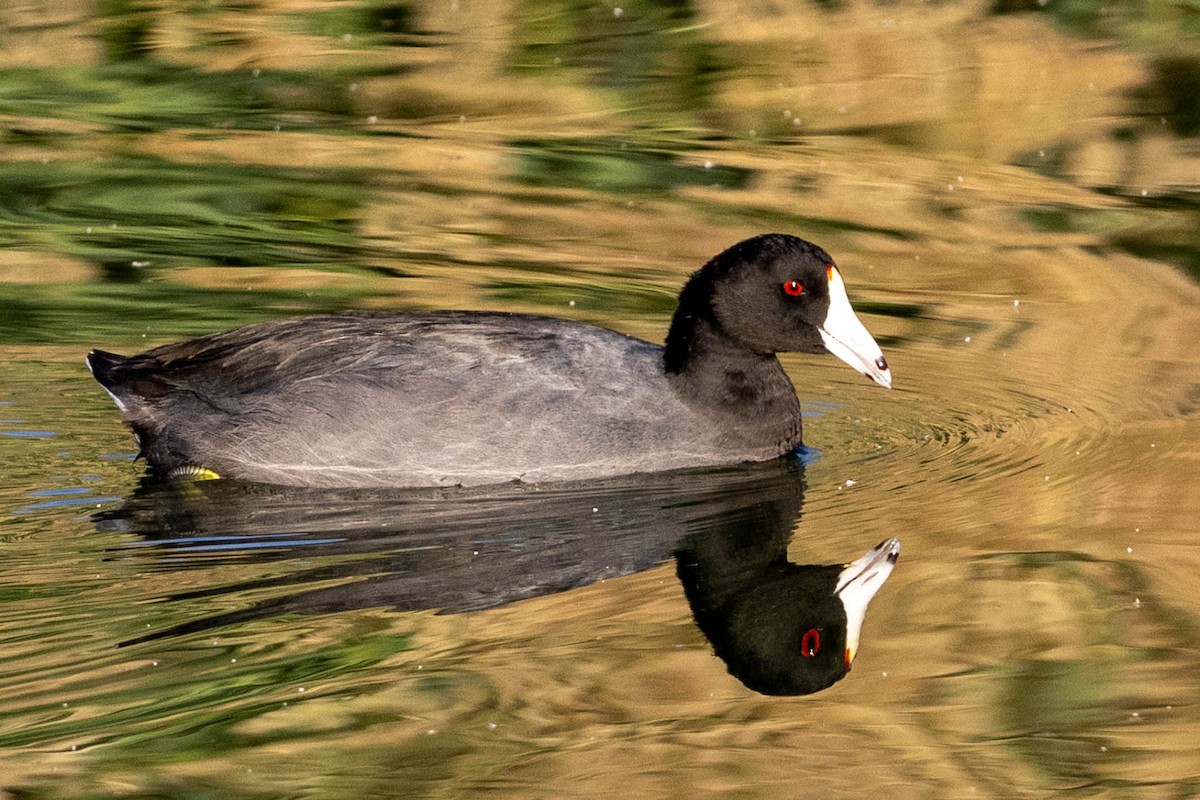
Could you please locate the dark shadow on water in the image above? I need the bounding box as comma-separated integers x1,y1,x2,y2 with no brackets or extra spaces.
95,459,896,696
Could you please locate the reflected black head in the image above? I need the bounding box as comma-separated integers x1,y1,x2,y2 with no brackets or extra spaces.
678,556,853,696
665,234,835,372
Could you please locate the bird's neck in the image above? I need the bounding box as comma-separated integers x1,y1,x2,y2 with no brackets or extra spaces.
664,313,791,410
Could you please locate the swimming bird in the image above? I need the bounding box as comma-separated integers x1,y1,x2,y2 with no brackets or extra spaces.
87,233,891,487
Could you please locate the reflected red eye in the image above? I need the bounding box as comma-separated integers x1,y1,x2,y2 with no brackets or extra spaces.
783,280,805,297
801,628,821,657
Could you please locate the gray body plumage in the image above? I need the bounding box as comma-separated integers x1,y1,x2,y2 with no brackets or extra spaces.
91,311,802,487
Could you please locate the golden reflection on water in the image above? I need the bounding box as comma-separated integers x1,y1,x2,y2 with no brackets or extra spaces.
0,0,1198,797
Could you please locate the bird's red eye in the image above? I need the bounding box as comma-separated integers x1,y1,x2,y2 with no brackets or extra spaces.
801,628,821,657
783,280,805,296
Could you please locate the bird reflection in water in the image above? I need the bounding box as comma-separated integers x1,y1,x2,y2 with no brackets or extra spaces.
98,460,898,696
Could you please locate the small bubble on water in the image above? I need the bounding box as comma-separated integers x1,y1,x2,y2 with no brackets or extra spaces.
613,6,623,17
486,722,497,730
569,300,576,307
367,115,378,125
963,336,971,343
1127,547,1133,554
342,33,353,42
1141,189,1148,196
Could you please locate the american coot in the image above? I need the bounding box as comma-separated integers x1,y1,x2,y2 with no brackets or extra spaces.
88,234,892,487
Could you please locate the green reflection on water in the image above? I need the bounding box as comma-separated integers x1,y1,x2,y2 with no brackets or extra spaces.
0,157,366,269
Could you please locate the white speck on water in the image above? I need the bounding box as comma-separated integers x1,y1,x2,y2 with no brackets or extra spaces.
472,550,478,555
459,115,466,124
427,728,437,735
416,665,422,670
1100,745,1108,752
592,507,599,512
486,722,497,730
231,658,237,663
1141,189,1148,196
553,56,561,65
964,336,971,343
342,33,353,42
1150,443,1156,448
131,260,149,268
1135,528,1140,532
947,184,955,191
1038,150,1045,158
253,68,261,78
1127,547,1133,554
152,661,158,666
568,300,576,307
85,227,92,233
783,109,792,118
613,6,623,17
298,687,306,693
367,115,378,125
749,129,756,137
956,175,964,183
1133,597,1141,608
1044,476,1051,481
844,479,857,487
274,125,281,132
793,117,802,127
349,82,358,92
704,160,713,169
881,671,888,677
1013,299,1020,310
1131,711,1140,718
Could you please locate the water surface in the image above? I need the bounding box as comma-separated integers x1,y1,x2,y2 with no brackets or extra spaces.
1,2,1199,797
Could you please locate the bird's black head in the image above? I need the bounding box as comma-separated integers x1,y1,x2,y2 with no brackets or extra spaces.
666,234,892,387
